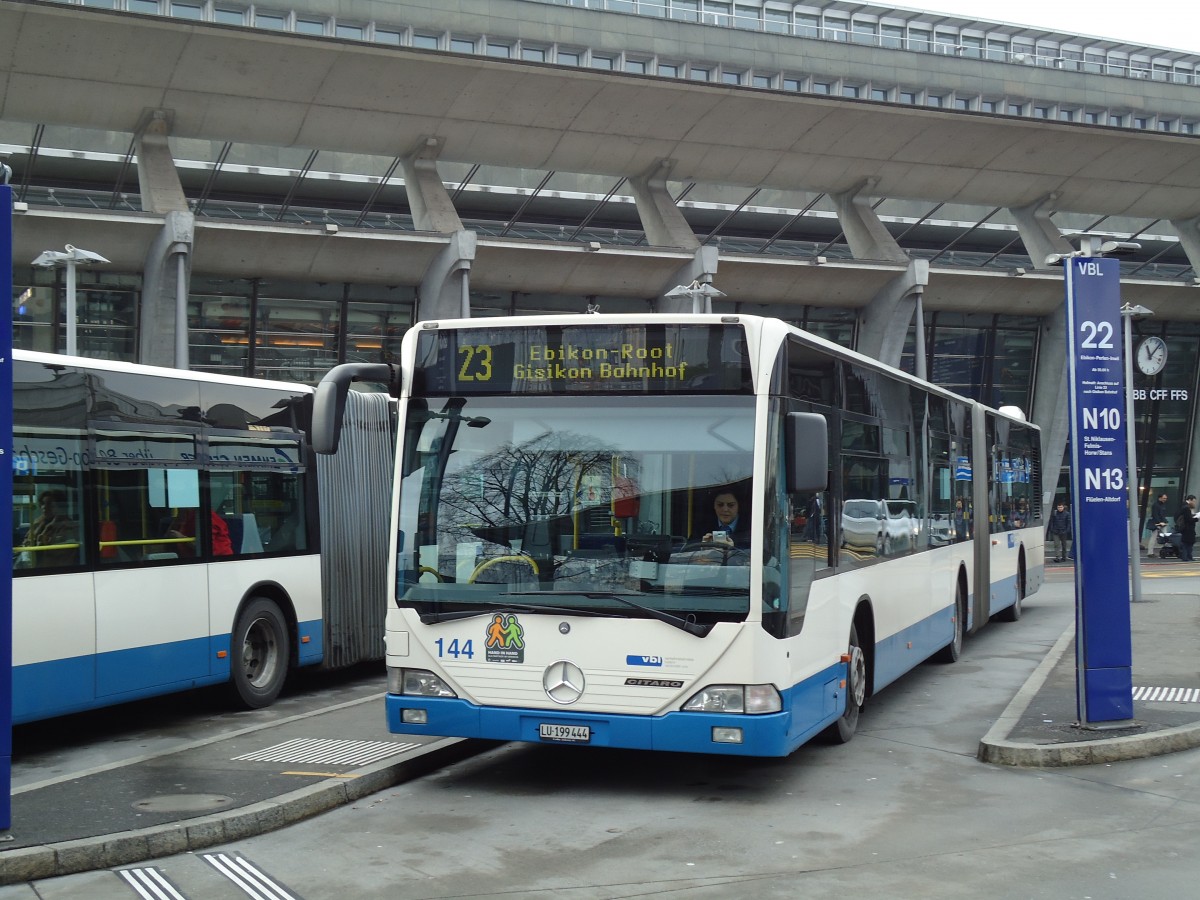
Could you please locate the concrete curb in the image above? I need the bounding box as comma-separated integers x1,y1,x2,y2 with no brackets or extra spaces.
0,738,496,885
977,622,1200,767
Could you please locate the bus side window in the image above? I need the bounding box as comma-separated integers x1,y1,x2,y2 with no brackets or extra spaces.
207,473,240,557
240,471,307,555
13,425,88,572
96,476,141,563
15,484,84,570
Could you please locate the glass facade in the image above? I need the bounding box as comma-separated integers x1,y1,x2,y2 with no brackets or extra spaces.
13,269,415,385
8,261,1199,503
1128,326,1200,522
13,269,139,360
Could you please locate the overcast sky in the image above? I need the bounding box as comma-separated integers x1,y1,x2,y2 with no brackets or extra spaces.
901,0,1200,54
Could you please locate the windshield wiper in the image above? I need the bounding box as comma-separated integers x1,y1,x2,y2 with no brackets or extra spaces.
414,600,613,625
504,590,710,637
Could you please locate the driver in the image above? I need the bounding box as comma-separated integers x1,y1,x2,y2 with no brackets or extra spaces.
702,490,750,549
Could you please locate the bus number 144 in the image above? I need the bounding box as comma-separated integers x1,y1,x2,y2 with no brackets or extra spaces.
435,638,475,659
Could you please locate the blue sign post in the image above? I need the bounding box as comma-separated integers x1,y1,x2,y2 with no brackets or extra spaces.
1064,254,1134,725
2,182,13,831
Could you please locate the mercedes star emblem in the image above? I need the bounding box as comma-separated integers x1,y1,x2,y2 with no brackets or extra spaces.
543,660,586,705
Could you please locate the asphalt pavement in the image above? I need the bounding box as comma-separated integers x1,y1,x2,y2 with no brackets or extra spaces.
3,557,1198,885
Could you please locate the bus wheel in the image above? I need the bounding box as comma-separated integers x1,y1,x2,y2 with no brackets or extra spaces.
997,565,1025,623
932,581,966,664
230,597,290,709
822,623,866,744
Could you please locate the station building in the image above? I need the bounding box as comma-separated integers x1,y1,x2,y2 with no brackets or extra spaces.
2,0,1199,516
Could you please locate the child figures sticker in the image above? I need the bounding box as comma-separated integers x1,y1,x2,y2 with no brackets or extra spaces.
485,613,526,663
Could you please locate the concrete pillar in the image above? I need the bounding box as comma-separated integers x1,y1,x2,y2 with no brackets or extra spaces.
135,112,194,368
136,112,188,215
856,259,928,369
416,229,477,321
399,138,476,319
139,210,194,368
401,137,463,234
656,246,719,313
1009,194,1073,270
827,181,925,373
1170,215,1200,279
629,160,699,250
831,178,908,264
1010,195,1075,516
1031,303,1071,520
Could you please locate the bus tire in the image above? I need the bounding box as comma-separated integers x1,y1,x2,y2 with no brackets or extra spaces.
933,581,967,663
996,564,1025,623
822,623,866,744
230,597,290,709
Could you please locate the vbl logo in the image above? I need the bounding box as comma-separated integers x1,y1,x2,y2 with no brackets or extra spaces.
1075,260,1106,276
627,655,663,667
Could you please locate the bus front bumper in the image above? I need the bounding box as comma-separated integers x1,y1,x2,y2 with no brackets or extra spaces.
385,694,819,757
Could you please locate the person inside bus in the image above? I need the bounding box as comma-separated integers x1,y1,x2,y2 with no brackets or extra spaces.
702,490,751,549
952,499,970,542
166,508,233,557
19,489,79,568
1011,498,1029,529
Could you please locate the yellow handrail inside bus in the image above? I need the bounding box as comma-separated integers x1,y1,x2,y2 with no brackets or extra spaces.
468,554,540,584
14,542,81,553
99,537,196,548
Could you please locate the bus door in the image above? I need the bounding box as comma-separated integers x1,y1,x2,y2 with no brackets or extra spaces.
92,429,210,698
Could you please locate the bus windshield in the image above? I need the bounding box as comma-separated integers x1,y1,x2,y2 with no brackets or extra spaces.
396,394,755,628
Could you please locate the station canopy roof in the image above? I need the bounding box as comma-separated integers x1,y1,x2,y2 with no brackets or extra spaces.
1,2,1197,315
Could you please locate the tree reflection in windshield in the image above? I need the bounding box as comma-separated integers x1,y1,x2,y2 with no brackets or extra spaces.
399,396,756,617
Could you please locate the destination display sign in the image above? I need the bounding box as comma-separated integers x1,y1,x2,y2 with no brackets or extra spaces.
412,323,753,396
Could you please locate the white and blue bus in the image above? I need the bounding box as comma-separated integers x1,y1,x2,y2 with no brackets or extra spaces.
11,350,393,724
313,315,1043,757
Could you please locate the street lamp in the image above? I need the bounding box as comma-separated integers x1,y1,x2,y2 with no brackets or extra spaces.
30,244,110,357
1121,302,1152,604
664,279,726,313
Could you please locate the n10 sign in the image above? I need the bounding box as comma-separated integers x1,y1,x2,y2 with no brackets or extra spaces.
1064,254,1133,725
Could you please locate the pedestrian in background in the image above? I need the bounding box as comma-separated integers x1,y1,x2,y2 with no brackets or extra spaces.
1175,495,1197,562
1047,500,1072,563
1144,492,1170,556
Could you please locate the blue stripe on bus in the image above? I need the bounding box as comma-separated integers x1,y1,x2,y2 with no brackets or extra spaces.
11,655,97,725
987,570,1020,617
385,659,848,758
12,619,324,724
12,640,226,725
872,604,957,691
97,637,211,697
296,619,324,666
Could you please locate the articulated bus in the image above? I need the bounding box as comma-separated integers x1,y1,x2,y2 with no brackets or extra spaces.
11,350,393,724
313,315,1043,757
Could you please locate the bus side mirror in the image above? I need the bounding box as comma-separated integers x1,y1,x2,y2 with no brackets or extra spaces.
785,412,828,494
312,363,400,454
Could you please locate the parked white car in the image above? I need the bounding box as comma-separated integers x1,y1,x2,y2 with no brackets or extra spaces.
841,499,918,556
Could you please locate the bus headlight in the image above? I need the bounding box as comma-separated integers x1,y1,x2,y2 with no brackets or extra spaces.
389,667,457,698
682,684,781,714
